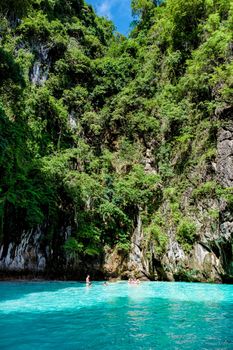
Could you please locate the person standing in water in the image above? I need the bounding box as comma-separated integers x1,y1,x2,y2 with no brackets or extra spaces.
86,275,91,285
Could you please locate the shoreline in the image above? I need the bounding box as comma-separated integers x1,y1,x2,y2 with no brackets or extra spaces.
0,276,231,285
0,269,232,284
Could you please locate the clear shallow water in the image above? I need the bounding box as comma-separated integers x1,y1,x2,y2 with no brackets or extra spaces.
0,281,232,349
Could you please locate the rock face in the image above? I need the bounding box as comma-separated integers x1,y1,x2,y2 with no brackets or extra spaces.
216,122,233,280
127,211,150,279
0,224,102,279
30,44,50,85
103,211,150,280
217,124,233,188
0,227,48,273
0,225,74,278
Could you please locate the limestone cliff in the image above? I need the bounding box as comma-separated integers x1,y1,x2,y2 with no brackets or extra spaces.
0,1,232,282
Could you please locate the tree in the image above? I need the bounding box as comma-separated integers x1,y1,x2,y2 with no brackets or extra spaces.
131,0,156,18
0,0,34,18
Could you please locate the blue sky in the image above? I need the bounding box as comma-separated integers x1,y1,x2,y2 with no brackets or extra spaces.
86,0,133,35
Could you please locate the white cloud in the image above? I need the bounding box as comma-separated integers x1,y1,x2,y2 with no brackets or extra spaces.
97,1,112,18
96,0,130,19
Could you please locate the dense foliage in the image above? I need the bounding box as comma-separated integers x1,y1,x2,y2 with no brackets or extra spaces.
0,0,232,263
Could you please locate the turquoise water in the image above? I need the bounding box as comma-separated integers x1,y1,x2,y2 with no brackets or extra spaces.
0,281,232,349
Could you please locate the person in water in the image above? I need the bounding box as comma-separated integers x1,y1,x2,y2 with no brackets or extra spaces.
86,275,91,285
128,277,140,284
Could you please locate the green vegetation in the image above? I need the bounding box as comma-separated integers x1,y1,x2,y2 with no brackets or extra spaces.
177,219,197,252
0,0,232,265
145,214,168,256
